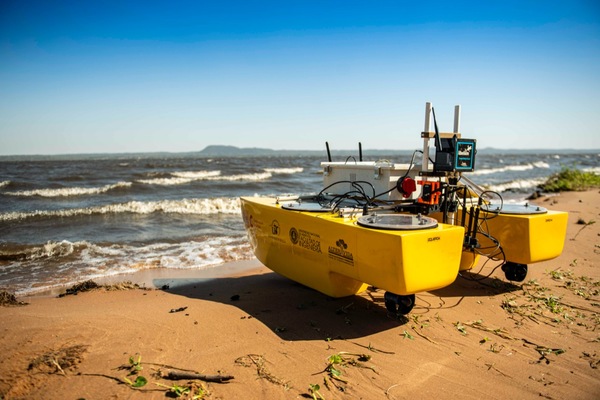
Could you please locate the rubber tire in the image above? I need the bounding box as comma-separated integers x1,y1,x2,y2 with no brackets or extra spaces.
384,292,416,315
502,262,528,282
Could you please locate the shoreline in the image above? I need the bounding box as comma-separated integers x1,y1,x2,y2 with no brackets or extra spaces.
1,189,599,399
21,259,265,299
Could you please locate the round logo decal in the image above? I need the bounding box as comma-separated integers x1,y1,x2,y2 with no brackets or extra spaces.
289,227,299,244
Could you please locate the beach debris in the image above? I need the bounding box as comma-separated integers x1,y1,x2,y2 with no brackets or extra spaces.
230,294,240,301
463,320,517,341
572,218,595,240
28,344,88,375
58,280,148,297
521,339,565,364
343,340,395,354
59,280,100,296
314,352,377,393
169,306,188,313
234,354,289,388
409,315,437,343
104,281,148,291
485,363,510,377
116,353,233,392
0,290,28,306
160,369,234,383
580,351,600,369
454,321,468,335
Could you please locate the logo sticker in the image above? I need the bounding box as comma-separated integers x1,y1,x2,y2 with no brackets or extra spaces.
328,239,354,266
289,227,299,244
290,228,322,253
271,220,280,235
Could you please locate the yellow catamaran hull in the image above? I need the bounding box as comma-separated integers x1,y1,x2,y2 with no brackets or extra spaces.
241,196,465,298
476,209,568,265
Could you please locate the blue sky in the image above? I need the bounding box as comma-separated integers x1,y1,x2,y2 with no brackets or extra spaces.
1,1,599,155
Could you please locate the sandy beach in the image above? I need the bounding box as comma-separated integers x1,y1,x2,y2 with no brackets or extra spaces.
1,190,599,400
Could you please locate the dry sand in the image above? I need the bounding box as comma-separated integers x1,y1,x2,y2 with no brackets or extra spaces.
1,190,599,399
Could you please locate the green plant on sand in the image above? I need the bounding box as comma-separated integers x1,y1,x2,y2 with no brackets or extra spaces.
538,167,600,192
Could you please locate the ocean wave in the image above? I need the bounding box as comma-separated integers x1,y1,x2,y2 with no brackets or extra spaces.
0,240,85,262
137,170,272,185
0,197,242,221
138,170,221,185
482,177,547,193
583,166,600,174
470,164,538,176
4,181,132,197
532,161,550,169
0,180,10,189
0,236,254,295
264,167,304,174
207,171,272,182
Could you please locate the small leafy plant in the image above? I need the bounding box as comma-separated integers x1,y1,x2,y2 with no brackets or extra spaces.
308,383,325,400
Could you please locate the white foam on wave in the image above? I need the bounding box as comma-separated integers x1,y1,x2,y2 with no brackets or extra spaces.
137,170,272,185
583,166,600,174
3,236,254,295
482,177,547,193
3,240,83,262
0,180,10,189
470,164,535,175
138,170,221,185
0,197,242,221
4,181,132,197
207,171,272,181
532,161,550,169
264,167,304,174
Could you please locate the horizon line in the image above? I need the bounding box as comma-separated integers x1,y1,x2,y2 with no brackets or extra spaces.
1,146,599,158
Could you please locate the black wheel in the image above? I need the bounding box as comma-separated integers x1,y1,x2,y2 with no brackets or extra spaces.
502,262,528,282
384,292,416,316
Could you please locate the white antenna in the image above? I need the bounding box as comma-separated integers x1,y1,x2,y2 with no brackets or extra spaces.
422,102,432,172
453,105,461,133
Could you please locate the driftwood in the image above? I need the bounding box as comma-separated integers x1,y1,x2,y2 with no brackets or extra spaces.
160,369,234,383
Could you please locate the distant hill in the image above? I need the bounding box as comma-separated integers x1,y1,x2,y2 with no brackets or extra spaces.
199,145,278,156
197,145,415,157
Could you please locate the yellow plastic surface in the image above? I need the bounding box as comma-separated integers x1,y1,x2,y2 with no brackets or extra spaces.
459,250,481,271
241,197,464,297
476,209,568,264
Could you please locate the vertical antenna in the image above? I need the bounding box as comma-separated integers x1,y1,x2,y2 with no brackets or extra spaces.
422,102,432,173
453,105,461,133
326,142,332,162
358,142,363,161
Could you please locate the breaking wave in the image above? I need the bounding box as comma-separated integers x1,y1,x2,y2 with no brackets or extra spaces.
137,170,221,185
0,237,254,295
4,181,132,197
471,162,548,176
0,197,242,222
137,170,272,185
482,177,547,193
210,171,272,181
264,167,304,174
